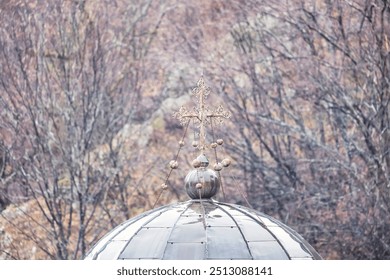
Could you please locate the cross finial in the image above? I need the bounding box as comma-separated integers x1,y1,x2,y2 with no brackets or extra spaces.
173,77,231,153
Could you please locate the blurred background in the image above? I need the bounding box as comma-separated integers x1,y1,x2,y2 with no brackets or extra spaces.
0,0,389,259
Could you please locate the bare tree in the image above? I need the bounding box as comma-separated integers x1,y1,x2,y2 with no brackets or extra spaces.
1,0,388,260
0,0,162,259
210,0,389,259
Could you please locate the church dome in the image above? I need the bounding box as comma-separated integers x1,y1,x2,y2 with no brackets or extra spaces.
84,199,321,260
84,77,321,260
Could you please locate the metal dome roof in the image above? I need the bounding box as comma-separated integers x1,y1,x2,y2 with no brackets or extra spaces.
85,78,321,260
85,199,321,260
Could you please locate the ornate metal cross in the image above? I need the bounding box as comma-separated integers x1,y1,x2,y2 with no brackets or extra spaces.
173,77,231,153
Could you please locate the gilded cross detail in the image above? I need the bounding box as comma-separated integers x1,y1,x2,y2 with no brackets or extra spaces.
173,77,231,152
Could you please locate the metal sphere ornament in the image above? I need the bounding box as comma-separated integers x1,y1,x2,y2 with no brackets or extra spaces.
185,155,220,199
185,168,220,199
210,142,218,149
221,158,231,167
179,140,185,147
214,162,223,171
169,160,178,169
216,139,224,145
161,183,168,190
192,159,201,168
192,141,198,148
